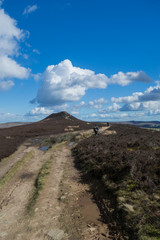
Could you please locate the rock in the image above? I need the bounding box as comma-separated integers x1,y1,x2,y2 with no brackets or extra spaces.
55,206,61,211
60,195,66,200
123,203,134,212
0,232,8,237
44,229,68,240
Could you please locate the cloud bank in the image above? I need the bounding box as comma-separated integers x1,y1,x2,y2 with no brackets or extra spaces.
112,82,160,104
108,71,153,86
109,82,160,115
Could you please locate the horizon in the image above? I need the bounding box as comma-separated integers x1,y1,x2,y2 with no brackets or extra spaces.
1,110,160,125
0,0,160,123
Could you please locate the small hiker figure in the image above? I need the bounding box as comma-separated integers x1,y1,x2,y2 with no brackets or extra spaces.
93,125,99,135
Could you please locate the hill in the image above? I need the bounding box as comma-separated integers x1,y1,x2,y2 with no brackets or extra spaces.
0,111,104,160
0,115,160,239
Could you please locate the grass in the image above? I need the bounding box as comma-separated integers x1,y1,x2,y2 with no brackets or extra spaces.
27,155,53,212
27,141,70,213
0,151,34,189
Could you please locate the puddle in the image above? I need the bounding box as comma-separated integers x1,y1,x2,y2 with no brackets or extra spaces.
20,172,35,179
78,193,101,224
68,142,75,146
40,145,50,151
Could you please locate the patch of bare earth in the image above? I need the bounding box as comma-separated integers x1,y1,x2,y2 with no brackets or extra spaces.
58,145,111,240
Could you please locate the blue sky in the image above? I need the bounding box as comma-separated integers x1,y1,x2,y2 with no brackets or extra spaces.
0,0,160,122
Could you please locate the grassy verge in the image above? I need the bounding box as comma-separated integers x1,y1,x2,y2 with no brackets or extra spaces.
27,155,53,212
0,151,34,189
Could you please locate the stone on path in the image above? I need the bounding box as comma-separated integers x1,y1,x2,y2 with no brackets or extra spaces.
44,229,68,240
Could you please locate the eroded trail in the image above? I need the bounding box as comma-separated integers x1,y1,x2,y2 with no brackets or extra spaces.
0,144,62,240
0,129,116,240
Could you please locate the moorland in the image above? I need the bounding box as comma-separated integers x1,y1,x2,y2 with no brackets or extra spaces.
0,112,159,240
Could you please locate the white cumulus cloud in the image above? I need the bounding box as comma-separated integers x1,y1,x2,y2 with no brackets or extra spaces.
0,80,14,90
89,98,108,109
26,107,54,116
108,71,152,86
111,82,160,114
120,102,144,111
23,5,38,15
0,8,30,90
111,92,143,103
121,101,160,112
139,82,160,102
106,103,121,112
112,82,160,104
0,55,30,80
32,59,108,106
0,9,23,56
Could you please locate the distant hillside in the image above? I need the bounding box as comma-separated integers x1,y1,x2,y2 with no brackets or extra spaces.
0,122,32,129
119,121,160,129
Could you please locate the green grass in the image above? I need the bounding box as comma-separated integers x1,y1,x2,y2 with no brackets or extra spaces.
27,155,53,212
115,186,160,240
0,151,34,188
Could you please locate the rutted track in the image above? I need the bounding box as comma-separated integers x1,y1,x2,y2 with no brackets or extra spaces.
0,144,56,239
0,128,121,240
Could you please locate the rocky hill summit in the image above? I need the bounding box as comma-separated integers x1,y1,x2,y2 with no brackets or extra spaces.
44,111,78,121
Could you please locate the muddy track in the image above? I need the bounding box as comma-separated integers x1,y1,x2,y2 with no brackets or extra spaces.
0,128,122,240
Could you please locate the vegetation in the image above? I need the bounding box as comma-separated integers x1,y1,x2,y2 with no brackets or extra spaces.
73,124,160,240
27,155,53,212
0,111,104,161
0,151,34,188
27,142,65,212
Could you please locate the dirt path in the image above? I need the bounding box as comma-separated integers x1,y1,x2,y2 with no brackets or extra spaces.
0,128,117,240
0,145,28,181
0,144,59,239
58,145,112,240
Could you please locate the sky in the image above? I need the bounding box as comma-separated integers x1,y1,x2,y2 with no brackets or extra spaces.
0,0,160,123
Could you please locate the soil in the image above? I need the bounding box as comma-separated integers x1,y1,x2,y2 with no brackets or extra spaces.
0,126,114,240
